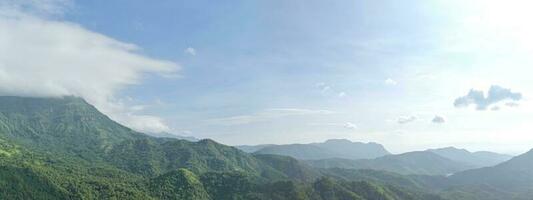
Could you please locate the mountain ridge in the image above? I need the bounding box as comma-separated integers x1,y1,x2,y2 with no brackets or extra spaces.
0,96,531,199
247,139,390,160
307,151,475,176
427,147,511,168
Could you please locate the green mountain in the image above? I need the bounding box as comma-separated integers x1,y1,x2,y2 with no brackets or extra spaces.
0,96,144,160
149,168,210,200
253,154,320,182
0,164,69,199
4,96,523,199
307,151,474,175
106,137,270,177
252,139,390,160
0,96,291,180
428,147,511,168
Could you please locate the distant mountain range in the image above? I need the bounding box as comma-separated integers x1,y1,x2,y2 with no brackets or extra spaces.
238,139,391,160
239,140,511,176
307,151,475,176
443,149,533,199
0,96,531,199
236,144,275,153
144,131,200,141
0,96,439,199
428,147,511,168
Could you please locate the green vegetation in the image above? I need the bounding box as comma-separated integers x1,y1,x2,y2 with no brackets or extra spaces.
149,169,210,200
307,151,473,175
0,96,531,199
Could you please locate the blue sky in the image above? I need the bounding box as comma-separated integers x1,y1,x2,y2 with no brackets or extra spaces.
1,0,533,154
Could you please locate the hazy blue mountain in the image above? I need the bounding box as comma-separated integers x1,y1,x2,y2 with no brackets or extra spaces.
255,144,339,160
235,144,274,153
253,139,390,160
144,131,200,141
307,151,474,175
444,149,533,199
428,147,511,167
313,139,390,160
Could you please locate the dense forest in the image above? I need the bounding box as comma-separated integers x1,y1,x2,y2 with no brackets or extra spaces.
0,96,532,199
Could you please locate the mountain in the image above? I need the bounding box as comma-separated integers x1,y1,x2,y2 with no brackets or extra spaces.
313,139,391,160
252,139,390,160
307,151,474,175
235,144,274,153
144,132,199,141
444,149,533,199
0,96,290,179
0,96,145,160
255,144,339,160
105,137,308,180
0,137,153,199
253,154,320,182
2,96,523,199
149,168,210,200
0,165,69,199
428,147,511,167
310,177,444,200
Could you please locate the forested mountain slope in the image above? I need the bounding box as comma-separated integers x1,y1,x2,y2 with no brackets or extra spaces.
0,96,443,199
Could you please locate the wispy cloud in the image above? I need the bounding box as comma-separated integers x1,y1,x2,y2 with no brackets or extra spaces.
316,82,348,99
505,102,519,107
184,47,196,56
398,115,417,124
385,78,397,86
432,115,446,124
0,1,179,133
316,82,330,93
309,122,358,130
207,108,337,126
343,122,358,130
454,85,522,110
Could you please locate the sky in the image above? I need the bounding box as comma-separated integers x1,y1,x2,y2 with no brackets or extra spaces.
1,0,532,154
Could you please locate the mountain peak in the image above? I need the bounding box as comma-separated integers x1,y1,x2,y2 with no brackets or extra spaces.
432,146,471,153
0,96,143,158
323,139,353,144
428,146,511,168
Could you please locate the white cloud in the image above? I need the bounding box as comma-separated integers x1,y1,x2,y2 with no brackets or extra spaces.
454,85,522,111
0,3,179,133
338,92,346,98
385,78,397,86
343,122,358,130
308,122,358,130
184,47,196,56
316,82,330,93
398,115,417,124
207,108,337,126
505,102,520,107
432,115,446,124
